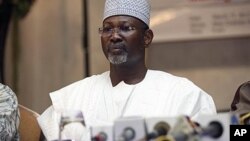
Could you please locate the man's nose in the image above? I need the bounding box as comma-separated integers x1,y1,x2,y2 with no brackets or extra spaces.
111,28,121,36
110,28,122,40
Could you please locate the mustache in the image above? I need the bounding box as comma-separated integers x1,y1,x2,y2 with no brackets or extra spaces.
108,43,127,51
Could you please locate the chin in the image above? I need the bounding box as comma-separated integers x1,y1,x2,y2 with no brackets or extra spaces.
108,54,128,65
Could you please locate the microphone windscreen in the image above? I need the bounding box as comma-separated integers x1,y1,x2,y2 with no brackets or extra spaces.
122,127,136,141
147,121,170,139
154,121,170,136
92,132,107,141
202,121,223,138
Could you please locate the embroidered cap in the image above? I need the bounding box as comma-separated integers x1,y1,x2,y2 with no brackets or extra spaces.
103,0,150,26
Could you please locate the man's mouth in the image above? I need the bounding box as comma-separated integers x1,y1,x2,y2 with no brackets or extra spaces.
108,44,126,54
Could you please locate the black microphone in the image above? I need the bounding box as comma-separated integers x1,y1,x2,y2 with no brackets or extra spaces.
146,121,170,140
169,116,223,141
200,121,223,139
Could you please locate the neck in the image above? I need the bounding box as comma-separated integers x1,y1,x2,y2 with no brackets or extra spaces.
110,63,147,86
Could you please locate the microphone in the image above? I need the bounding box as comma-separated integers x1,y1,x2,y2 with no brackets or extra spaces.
169,116,200,141
120,127,136,141
200,121,223,139
114,116,146,141
146,121,170,140
90,124,113,141
91,132,107,141
170,117,224,141
194,112,230,141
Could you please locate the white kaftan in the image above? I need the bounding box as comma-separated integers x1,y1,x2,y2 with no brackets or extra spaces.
37,70,216,141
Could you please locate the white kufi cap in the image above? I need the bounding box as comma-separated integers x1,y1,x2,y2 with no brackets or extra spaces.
103,0,150,26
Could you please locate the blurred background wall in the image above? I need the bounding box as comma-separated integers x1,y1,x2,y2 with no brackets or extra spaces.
4,0,85,113
2,0,250,113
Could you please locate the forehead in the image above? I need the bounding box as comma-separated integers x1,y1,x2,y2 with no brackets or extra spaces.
103,15,144,26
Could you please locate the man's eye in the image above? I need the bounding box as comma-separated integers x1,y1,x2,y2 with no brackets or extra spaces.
120,26,133,32
103,27,112,32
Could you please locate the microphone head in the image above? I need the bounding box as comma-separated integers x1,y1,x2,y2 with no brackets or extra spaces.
204,121,223,138
92,132,107,141
147,121,170,140
154,121,170,136
194,112,231,141
90,124,113,141
114,116,146,141
122,127,136,141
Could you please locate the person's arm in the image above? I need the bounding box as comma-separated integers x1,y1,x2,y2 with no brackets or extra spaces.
171,78,217,119
37,106,60,141
0,84,20,141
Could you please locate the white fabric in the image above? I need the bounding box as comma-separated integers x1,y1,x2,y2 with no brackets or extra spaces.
37,70,216,141
103,0,150,26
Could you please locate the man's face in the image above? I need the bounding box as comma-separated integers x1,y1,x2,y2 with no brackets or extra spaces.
100,15,147,65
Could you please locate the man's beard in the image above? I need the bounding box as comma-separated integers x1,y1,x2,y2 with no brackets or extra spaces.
108,52,128,65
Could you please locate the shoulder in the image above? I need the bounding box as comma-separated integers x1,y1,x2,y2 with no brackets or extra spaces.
0,83,20,140
147,70,214,103
53,71,109,94
146,70,197,90
145,70,216,116
147,69,187,82
0,83,19,115
49,71,110,109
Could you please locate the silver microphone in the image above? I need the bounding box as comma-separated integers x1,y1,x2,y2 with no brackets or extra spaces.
114,116,146,141
120,127,136,141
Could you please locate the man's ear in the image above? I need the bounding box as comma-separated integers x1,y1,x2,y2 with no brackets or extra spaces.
144,29,154,48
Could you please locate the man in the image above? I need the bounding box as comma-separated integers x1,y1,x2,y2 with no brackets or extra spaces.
231,81,250,124
0,83,20,141
38,0,216,140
